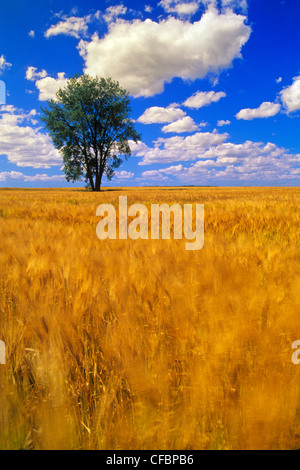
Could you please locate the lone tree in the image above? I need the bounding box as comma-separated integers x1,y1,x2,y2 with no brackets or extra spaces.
41,75,141,191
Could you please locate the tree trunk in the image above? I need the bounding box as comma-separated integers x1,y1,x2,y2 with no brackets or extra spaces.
94,175,102,192
95,159,102,191
89,174,95,191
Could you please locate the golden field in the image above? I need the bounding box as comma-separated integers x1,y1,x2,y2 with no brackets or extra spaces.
0,186,300,450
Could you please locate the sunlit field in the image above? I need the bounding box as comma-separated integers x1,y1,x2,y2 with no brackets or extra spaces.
0,187,299,450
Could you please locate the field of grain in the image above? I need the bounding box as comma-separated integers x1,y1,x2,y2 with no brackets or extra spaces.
0,187,299,450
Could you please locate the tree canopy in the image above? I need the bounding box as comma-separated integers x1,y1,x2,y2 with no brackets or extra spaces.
41,75,141,191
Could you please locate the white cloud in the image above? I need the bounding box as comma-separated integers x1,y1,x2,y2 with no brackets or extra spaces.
115,170,134,179
276,77,282,84
26,70,68,101
137,138,300,184
103,5,127,23
141,164,184,181
162,116,198,133
184,90,226,108
193,0,248,13
0,105,15,113
137,106,186,124
26,67,68,100
194,140,287,161
140,170,169,181
0,171,65,182
236,101,281,120
128,141,151,161
0,55,12,74
132,131,228,165
160,164,184,174
280,76,300,113
28,30,35,38
221,0,248,13
36,73,68,101
182,142,300,182
0,171,25,181
217,119,231,126
24,174,65,182
0,105,61,168
159,0,200,16
26,66,48,81
45,15,92,39
0,105,37,126
145,5,153,13
79,8,251,97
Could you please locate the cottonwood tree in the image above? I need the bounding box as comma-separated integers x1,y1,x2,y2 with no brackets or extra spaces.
41,75,140,191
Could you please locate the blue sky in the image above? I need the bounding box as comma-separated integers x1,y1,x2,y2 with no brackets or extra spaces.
0,0,299,187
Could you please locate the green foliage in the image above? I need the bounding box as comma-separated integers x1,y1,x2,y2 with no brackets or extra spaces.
41,75,141,191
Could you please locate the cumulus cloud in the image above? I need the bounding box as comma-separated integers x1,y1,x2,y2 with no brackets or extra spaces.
140,164,184,181
28,30,35,38
103,5,127,23
45,14,93,39
0,55,12,74
140,170,169,181
183,90,226,108
0,105,61,168
136,137,300,184
24,174,65,182
26,69,68,101
190,0,248,14
221,0,247,13
0,171,25,182
114,170,134,179
78,8,251,97
236,101,281,120
162,116,198,133
26,66,48,81
0,105,38,126
131,131,228,165
159,164,184,174
217,119,231,126
0,171,65,182
179,141,300,183
159,0,200,16
194,140,287,161
280,76,300,113
137,106,186,124
35,73,68,101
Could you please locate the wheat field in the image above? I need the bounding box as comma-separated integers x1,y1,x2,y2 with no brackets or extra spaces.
0,186,299,450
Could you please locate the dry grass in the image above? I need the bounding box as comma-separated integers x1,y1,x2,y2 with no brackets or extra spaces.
0,186,300,450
